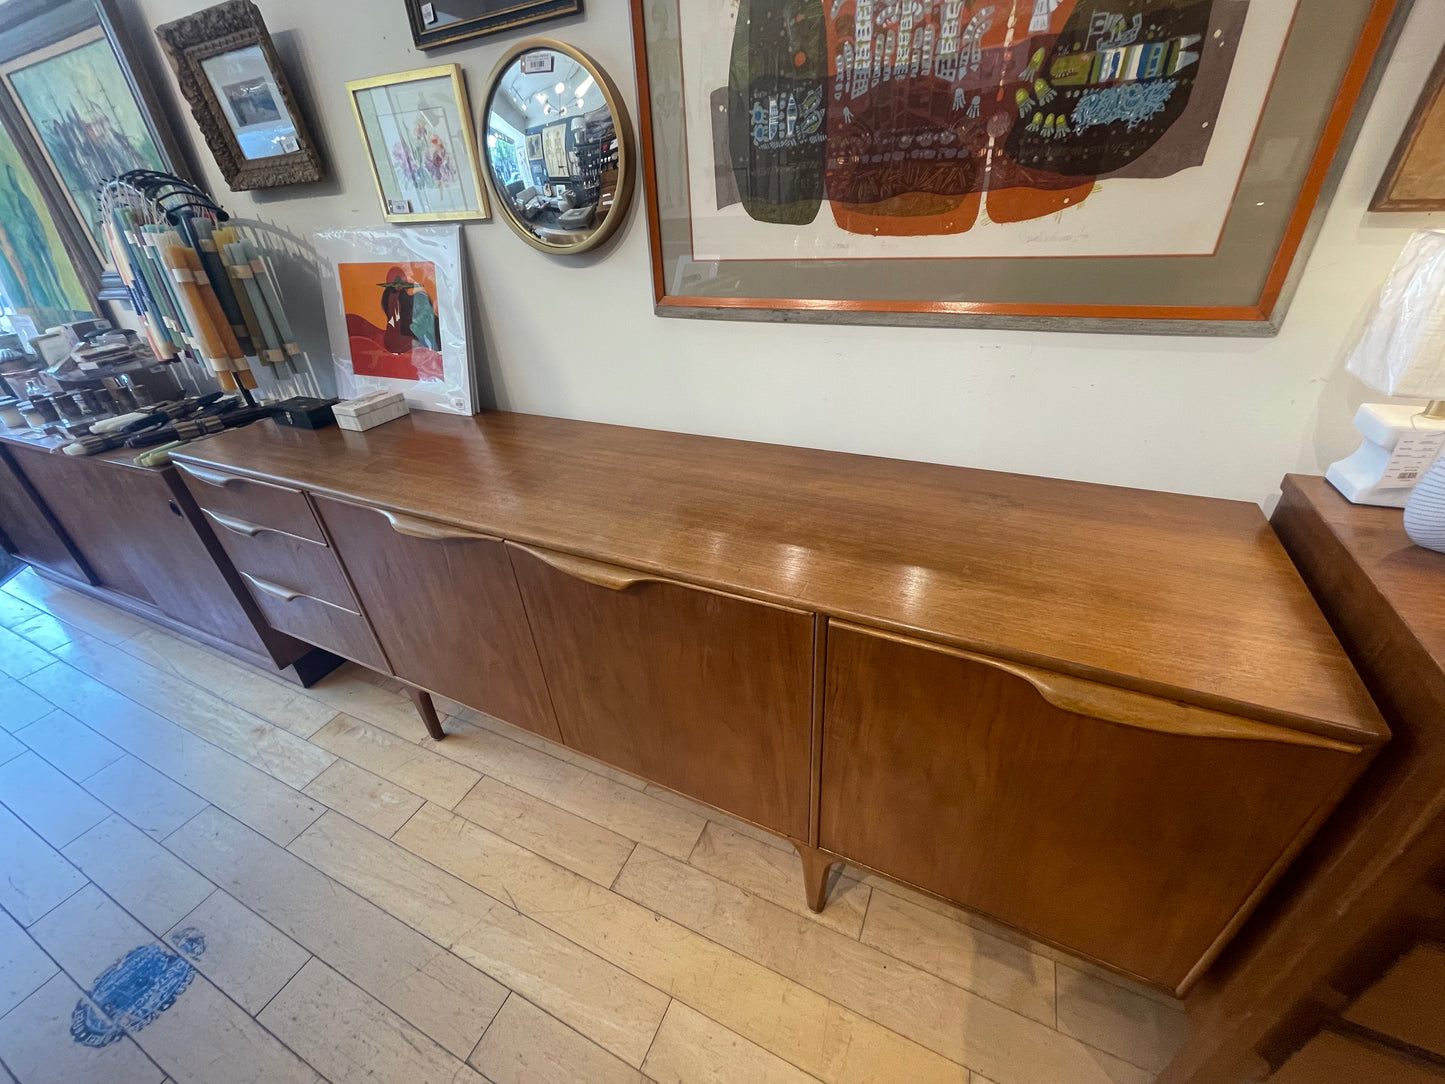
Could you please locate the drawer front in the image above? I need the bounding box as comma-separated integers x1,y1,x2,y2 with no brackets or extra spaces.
177,462,325,544
1345,944,1445,1058
241,573,389,673
314,496,561,742
204,508,358,612
1270,1031,1445,1084
819,622,1367,993
509,543,815,838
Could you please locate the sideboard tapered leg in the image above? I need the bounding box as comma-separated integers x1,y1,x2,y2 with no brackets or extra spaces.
795,842,839,913
405,686,446,741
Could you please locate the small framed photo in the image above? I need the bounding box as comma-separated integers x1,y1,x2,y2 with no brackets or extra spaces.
155,0,324,190
347,65,489,224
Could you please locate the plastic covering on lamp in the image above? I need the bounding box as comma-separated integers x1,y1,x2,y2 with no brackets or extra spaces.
1344,229,1445,399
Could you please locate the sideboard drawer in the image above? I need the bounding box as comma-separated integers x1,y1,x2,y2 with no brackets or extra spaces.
819,621,1370,994
177,462,325,544
240,572,389,673
508,542,815,838
204,508,358,612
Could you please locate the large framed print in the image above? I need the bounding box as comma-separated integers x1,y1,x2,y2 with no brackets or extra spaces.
630,0,1407,333
1,24,167,260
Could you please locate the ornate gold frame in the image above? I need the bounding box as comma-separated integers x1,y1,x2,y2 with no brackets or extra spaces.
479,39,634,256
155,0,323,191
347,64,490,225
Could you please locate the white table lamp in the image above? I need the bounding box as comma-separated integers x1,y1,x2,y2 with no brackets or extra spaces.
1328,230,1445,507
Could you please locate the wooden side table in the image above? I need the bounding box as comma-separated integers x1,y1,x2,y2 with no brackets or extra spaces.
1159,474,1445,1083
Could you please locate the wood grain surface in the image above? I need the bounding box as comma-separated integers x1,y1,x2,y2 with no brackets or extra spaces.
509,541,815,838
173,412,1382,742
819,621,1367,993
315,496,561,743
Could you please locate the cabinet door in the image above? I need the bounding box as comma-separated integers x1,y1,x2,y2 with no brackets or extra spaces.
9,444,152,601
508,543,814,838
315,497,560,742
0,447,92,583
819,621,1367,993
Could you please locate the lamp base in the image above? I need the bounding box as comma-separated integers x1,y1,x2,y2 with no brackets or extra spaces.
1326,403,1445,507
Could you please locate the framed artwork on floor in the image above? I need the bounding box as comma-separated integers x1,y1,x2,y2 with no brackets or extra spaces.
314,225,477,415
629,0,1407,333
1372,43,1445,211
347,64,489,223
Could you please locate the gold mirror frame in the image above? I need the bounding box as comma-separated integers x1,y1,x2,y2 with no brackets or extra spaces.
479,39,634,256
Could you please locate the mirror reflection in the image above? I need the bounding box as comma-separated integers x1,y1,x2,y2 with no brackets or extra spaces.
484,48,621,249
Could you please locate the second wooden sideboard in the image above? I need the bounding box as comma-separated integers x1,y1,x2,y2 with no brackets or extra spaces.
172,411,1387,996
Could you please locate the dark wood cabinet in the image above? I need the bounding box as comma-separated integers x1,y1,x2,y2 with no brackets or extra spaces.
0,446,91,583
508,542,815,839
315,496,560,742
0,431,335,684
9,443,156,603
819,621,1370,993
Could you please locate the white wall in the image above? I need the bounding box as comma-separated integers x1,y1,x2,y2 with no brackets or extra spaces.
119,0,1445,504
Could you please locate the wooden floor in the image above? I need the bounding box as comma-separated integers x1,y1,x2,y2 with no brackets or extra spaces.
0,565,1188,1084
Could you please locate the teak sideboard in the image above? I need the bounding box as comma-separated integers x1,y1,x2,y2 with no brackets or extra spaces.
170,411,1387,995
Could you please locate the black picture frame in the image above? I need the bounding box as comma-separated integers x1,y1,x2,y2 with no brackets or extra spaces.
404,0,583,51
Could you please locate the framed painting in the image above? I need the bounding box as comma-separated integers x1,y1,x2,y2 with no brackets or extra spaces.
347,64,488,223
1,24,168,261
155,1,324,191
314,225,476,415
630,0,1408,333
404,0,583,51
1372,42,1445,211
0,116,96,326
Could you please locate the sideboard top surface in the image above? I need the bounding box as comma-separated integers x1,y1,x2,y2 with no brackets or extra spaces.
173,410,1383,742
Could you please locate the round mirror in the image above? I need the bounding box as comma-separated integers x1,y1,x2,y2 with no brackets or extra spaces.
481,40,634,255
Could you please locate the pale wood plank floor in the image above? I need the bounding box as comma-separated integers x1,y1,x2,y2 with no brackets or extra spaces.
0,566,1188,1084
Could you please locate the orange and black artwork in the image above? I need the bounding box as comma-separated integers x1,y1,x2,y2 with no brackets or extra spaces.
724,0,1243,238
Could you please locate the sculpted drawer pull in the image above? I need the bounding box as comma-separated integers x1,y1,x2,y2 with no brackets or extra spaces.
511,543,656,591
239,572,303,602
377,509,497,542
203,509,266,538
978,652,1363,753
836,622,1364,754
176,463,244,488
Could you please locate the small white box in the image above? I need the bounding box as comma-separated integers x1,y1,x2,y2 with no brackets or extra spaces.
334,390,409,432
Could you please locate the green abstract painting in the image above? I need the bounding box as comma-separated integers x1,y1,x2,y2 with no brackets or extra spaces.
0,118,93,326
7,31,164,254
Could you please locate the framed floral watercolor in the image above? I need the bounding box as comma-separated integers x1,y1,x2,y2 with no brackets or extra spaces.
630,0,1409,333
347,64,489,224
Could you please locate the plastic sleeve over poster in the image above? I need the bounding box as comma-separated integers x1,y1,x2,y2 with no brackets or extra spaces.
313,225,476,414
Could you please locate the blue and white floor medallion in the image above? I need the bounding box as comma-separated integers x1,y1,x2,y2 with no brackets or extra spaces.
70,928,207,1047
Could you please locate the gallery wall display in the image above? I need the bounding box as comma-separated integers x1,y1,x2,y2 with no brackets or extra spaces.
404,0,583,51
314,226,476,415
347,64,489,224
1372,43,1445,211
629,0,1407,333
155,0,324,190
480,39,635,254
